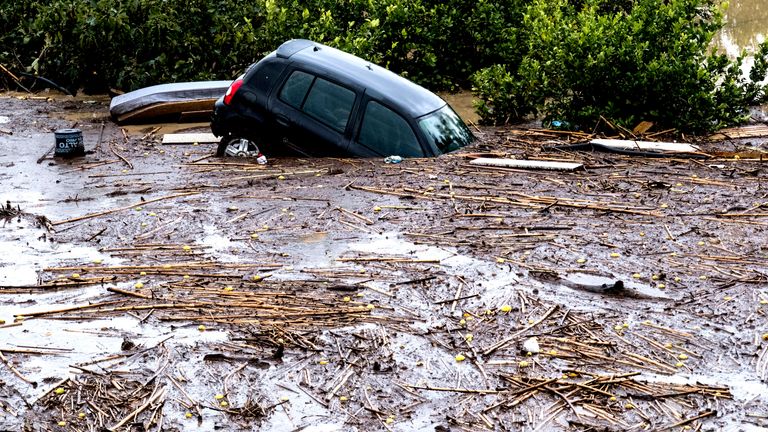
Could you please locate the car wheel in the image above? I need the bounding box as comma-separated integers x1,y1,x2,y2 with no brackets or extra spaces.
216,136,261,158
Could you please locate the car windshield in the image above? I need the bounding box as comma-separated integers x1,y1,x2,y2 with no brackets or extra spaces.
417,105,474,155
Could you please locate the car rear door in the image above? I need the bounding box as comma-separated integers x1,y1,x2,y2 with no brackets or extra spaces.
269,69,358,156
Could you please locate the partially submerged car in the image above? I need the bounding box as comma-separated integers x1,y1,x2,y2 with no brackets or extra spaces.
211,39,474,158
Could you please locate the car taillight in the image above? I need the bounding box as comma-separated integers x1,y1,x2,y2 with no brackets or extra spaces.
223,77,244,105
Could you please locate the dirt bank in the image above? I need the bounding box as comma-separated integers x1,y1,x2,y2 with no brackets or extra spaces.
1,93,767,431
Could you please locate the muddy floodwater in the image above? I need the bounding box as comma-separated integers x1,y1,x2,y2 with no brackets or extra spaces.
722,0,768,54
1,93,768,431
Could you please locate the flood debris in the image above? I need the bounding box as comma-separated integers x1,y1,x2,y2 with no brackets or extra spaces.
469,157,583,171
3,95,768,430
109,81,230,124
161,133,219,145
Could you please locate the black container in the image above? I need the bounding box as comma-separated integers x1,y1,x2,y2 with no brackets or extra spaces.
54,128,84,157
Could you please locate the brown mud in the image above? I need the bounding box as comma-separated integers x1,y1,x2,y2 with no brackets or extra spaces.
1,92,767,431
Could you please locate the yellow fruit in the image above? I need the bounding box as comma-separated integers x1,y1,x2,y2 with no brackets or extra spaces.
678,354,688,360
496,257,506,263
342,296,351,302
610,252,620,258
140,271,147,276
54,388,65,395
697,241,705,246
464,334,474,342
639,232,645,237
576,258,586,264
183,275,190,279
58,421,66,426
625,403,635,409
134,282,144,289
220,401,228,407
250,233,259,239
761,333,768,341
214,394,225,400
724,296,732,301
609,396,616,401
339,396,348,402
278,175,286,180
699,275,707,280
632,273,641,279
149,212,157,217
500,304,512,313
280,396,290,401
658,284,666,289
373,206,382,212
455,354,466,362
319,360,329,365
519,360,529,367
676,362,684,367
366,304,375,310
182,245,191,251
651,275,659,280
185,412,193,418
459,319,466,326
252,275,262,281
674,277,681,282
134,206,142,211
78,412,86,419
71,273,80,278
198,325,206,331
92,259,102,264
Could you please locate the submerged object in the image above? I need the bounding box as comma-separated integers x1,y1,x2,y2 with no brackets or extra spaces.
109,81,231,124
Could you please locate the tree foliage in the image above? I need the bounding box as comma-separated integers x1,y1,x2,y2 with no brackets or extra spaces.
1,0,766,133
472,0,768,133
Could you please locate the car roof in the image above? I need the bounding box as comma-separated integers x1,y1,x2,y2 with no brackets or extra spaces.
276,39,446,118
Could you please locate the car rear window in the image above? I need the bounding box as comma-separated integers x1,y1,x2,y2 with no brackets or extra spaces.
279,70,314,108
358,101,422,157
302,78,356,132
249,61,286,94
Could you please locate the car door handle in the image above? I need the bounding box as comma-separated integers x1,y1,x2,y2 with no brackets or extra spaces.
276,115,289,127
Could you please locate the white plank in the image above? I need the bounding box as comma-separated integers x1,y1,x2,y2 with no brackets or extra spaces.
161,133,219,145
470,158,583,171
590,139,700,153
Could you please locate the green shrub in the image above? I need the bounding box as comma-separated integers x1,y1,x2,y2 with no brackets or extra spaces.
1,0,525,93
472,0,768,134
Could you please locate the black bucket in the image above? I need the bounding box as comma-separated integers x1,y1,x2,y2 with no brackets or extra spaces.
54,128,85,157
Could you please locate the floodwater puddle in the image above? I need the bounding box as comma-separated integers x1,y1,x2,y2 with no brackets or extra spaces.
0,218,113,287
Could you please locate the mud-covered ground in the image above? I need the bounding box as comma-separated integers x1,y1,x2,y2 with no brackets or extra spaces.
1,92,767,432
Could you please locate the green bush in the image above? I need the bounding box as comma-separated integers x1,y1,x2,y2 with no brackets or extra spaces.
0,0,525,93
472,0,768,134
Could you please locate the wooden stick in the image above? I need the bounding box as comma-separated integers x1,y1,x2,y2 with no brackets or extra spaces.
658,410,715,430
107,286,152,299
0,350,35,385
108,386,167,431
51,192,198,226
109,139,133,169
483,305,559,356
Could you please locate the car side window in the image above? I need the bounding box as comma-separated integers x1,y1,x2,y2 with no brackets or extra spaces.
358,101,422,157
279,70,314,108
302,78,356,132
